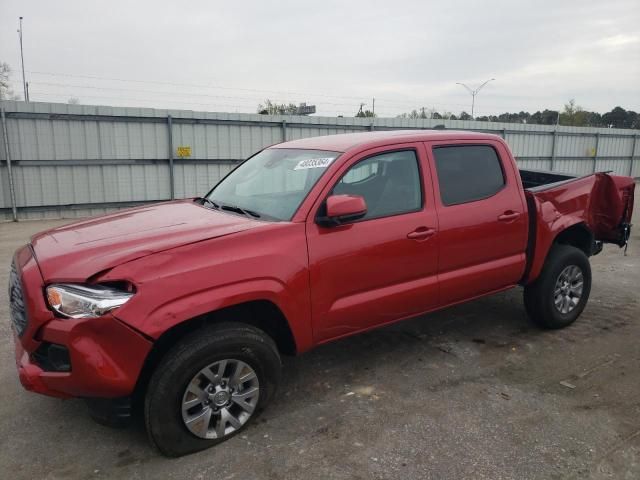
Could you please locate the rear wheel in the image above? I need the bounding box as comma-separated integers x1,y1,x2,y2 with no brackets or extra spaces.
144,322,281,457
524,244,591,329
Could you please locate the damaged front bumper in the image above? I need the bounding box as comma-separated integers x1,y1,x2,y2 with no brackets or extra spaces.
11,245,153,400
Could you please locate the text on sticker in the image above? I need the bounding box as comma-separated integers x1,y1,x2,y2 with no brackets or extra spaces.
294,157,335,170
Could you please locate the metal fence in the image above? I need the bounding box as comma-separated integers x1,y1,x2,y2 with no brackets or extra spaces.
1,100,639,221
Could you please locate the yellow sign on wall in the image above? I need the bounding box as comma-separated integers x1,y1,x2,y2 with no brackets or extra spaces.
177,146,192,158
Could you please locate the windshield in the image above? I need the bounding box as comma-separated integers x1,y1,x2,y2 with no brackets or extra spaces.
206,148,341,221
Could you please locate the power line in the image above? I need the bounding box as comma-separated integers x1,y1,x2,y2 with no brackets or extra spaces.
28,90,393,116
27,91,275,112
18,71,537,116
26,69,496,109
20,79,515,117
27,70,387,102
18,69,601,115
27,81,367,108
27,88,511,118
24,84,525,119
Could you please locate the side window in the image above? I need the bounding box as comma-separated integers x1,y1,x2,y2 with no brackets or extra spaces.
433,145,505,206
332,150,422,220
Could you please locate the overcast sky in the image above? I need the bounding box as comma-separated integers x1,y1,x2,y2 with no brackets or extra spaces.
1,0,638,117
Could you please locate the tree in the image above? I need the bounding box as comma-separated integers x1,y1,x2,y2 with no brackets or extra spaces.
425,107,438,119
602,107,638,129
355,103,376,118
395,101,637,129
67,97,80,105
585,111,603,127
257,99,298,115
0,62,21,100
530,109,559,125
560,99,587,126
0,62,10,99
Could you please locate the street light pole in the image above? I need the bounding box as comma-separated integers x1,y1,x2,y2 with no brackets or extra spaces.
456,78,495,118
18,16,28,102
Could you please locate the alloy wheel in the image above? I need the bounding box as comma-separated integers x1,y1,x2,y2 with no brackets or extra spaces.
181,359,260,439
553,265,584,314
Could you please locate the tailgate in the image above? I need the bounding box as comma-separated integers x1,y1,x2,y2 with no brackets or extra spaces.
592,174,635,246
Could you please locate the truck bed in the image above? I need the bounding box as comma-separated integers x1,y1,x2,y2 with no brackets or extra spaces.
520,170,635,283
519,169,577,190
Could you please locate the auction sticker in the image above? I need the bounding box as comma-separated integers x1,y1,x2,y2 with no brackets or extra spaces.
294,157,335,170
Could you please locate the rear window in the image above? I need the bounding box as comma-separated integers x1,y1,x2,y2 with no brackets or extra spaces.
433,145,505,206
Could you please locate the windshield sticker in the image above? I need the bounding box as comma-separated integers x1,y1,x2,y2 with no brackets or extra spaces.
294,157,335,170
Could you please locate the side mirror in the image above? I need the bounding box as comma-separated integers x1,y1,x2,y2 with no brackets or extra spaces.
317,194,367,227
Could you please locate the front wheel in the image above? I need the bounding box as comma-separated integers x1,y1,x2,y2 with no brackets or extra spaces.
144,322,281,457
524,244,592,329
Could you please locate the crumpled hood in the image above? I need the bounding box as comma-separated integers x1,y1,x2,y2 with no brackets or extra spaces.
31,200,263,281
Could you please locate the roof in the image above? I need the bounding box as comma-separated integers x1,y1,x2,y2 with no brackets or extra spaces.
271,129,502,152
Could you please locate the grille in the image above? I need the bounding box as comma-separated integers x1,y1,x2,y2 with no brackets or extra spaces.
9,260,28,336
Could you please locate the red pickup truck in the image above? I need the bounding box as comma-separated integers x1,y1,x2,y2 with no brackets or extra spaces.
9,130,635,456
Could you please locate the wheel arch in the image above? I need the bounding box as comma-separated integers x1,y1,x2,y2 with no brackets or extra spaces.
524,220,596,284
552,222,595,257
133,299,296,402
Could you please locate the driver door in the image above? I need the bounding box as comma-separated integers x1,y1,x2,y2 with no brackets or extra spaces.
305,143,440,343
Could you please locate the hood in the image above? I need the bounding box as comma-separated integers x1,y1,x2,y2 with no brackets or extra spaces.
31,200,263,281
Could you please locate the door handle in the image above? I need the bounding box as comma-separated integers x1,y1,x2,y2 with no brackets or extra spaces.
498,211,521,222
407,227,436,240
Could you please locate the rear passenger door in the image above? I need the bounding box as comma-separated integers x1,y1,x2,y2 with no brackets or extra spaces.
427,140,528,305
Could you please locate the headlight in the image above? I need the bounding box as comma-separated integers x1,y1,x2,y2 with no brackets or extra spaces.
46,283,134,319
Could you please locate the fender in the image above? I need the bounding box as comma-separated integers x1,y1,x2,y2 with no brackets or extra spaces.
116,278,313,353
525,210,589,284
98,222,314,353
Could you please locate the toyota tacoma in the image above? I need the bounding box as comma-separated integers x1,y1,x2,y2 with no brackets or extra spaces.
9,130,635,456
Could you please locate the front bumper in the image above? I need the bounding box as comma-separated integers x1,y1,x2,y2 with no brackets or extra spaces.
14,315,152,398
11,245,153,399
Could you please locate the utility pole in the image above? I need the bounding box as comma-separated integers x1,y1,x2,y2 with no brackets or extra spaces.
372,97,375,116
18,16,28,102
456,78,495,118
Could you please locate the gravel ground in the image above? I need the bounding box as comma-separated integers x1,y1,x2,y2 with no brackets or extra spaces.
0,194,638,480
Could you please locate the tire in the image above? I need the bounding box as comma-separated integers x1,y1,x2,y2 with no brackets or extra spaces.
524,244,592,329
144,322,281,457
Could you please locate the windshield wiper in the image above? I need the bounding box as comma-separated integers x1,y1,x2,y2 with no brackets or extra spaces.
198,197,219,209
202,198,220,208
198,197,261,219
219,203,261,219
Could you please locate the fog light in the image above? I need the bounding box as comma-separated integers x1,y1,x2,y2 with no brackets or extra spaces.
32,342,71,372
